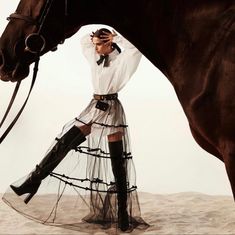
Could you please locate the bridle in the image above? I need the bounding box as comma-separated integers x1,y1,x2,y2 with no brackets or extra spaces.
0,0,55,144
8,0,55,53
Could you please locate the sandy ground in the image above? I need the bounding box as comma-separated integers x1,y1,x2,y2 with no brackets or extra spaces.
1,192,235,235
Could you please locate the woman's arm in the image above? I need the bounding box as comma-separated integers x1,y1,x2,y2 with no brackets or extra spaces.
101,30,142,76
80,33,95,63
113,35,142,76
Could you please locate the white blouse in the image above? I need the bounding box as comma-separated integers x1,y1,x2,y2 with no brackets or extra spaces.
80,34,142,95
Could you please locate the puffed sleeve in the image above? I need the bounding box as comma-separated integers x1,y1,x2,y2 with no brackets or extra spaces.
80,34,96,64
113,35,142,88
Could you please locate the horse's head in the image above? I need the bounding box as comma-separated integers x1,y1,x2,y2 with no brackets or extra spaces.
0,0,81,82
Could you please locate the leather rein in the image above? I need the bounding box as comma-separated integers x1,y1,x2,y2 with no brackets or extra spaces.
0,0,55,144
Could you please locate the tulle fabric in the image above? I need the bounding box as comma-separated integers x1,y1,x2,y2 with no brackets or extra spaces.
2,98,149,232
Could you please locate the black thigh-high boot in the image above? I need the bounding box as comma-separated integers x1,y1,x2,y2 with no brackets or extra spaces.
108,140,129,231
10,125,86,204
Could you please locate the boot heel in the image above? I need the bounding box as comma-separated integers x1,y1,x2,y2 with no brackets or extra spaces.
24,190,37,204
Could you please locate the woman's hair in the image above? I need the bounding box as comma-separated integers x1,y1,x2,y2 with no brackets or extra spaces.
92,28,121,54
93,28,111,40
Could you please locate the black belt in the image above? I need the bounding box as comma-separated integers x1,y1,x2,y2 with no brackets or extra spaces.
93,93,118,100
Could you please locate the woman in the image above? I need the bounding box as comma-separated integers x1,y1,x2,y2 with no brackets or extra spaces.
3,28,148,232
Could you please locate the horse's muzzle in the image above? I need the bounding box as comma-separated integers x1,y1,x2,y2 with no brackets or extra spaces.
0,50,11,82
0,50,29,82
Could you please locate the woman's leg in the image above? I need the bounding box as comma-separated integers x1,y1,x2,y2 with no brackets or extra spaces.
108,131,129,231
11,124,91,203
107,131,123,142
78,123,92,136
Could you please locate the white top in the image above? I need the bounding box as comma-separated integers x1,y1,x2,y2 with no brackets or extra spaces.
80,34,142,95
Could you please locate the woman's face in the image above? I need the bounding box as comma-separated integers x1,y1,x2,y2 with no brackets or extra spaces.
92,37,112,55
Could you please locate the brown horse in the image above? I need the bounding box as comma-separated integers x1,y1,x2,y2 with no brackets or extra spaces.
1,0,235,197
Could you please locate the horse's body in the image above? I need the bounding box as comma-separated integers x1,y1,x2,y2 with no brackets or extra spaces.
1,0,235,197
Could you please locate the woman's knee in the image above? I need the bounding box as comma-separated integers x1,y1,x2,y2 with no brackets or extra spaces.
108,131,123,142
78,124,91,136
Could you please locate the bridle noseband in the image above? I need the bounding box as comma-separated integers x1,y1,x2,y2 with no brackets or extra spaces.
7,13,38,25
7,0,55,54
0,0,55,144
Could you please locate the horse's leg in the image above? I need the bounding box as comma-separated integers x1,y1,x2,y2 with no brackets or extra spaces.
216,25,235,200
221,140,235,200
191,123,235,199
189,124,223,161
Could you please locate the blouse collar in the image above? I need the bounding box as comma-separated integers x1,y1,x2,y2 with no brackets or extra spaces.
108,48,120,61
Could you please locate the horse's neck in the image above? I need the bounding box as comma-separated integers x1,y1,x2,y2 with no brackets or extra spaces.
111,0,234,85
73,0,178,77
69,0,234,80
119,1,234,75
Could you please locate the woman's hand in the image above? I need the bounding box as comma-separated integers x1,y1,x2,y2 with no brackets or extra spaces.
100,30,117,44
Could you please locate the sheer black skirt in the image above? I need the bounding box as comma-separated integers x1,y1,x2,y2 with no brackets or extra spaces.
2,98,148,231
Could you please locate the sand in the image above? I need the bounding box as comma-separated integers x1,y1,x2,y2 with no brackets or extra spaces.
1,192,235,234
